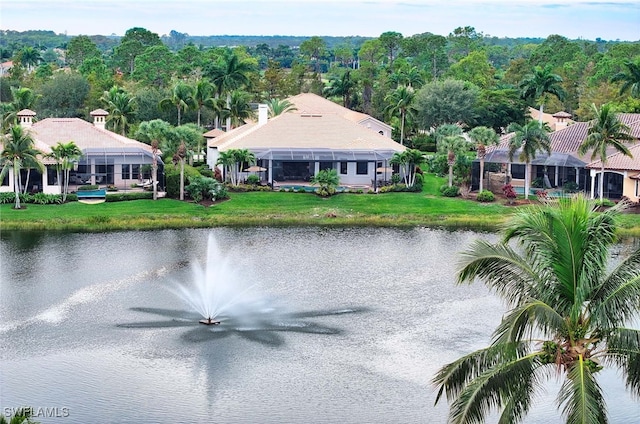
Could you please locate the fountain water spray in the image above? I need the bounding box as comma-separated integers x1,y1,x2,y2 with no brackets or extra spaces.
171,234,262,325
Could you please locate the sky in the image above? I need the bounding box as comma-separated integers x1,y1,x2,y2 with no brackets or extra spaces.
1,0,639,41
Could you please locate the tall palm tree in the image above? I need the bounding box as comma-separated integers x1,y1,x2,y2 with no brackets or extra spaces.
384,86,416,145
227,90,254,129
578,103,633,201
0,125,44,209
611,59,640,98
266,98,297,117
193,79,216,127
159,82,196,126
48,141,82,202
468,126,499,193
18,46,42,72
434,195,640,424
506,120,551,199
436,124,469,187
520,64,566,125
100,86,136,136
210,49,255,130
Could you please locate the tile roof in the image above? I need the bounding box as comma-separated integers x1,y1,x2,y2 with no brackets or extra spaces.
203,128,225,138
586,143,640,171
29,118,154,154
287,93,391,129
210,112,404,152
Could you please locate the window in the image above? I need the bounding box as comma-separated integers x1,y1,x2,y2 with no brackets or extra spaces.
636,180,639,198
132,164,140,180
320,161,333,171
122,164,130,180
340,162,348,175
511,164,525,180
356,161,368,175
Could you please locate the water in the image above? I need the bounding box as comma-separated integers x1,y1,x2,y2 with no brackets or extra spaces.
1,228,638,423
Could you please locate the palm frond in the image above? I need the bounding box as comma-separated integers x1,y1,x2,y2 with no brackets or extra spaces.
591,247,640,329
456,240,537,306
558,355,607,423
448,350,545,424
433,343,525,405
492,300,567,345
601,328,640,396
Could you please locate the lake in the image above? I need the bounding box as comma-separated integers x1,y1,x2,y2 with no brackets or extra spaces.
1,227,638,423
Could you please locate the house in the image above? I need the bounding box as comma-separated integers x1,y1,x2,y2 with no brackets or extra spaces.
206,97,404,187
1,109,163,194
0,61,13,77
480,113,640,200
528,107,575,131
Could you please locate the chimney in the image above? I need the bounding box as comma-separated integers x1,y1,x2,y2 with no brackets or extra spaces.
17,109,36,128
90,109,109,129
553,111,572,131
258,104,268,125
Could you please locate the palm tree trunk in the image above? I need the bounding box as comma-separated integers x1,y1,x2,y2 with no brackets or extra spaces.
400,111,405,145
22,169,31,195
13,166,21,209
479,159,485,192
448,164,454,187
599,164,605,201
180,159,185,200
539,104,544,126
152,164,158,201
525,162,531,199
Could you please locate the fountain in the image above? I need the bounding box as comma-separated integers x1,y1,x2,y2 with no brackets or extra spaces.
170,233,267,326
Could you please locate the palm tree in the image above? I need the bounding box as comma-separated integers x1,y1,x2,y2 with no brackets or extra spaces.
436,124,469,187
384,86,416,145
210,49,255,130
227,90,254,129
389,148,425,187
159,82,196,126
578,103,633,201
520,64,566,125
611,59,640,98
310,168,340,196
506,120,551,199
0,125,44,209
216,150,236,185
48,141,82,202
193,79,216,127
173,141,187,200
2,87,38,130
266,98,297,117
323,70,355,108
18,46,42,72
100,86,136,136
468,126,499,193
232,148,256,185
434,195,640,424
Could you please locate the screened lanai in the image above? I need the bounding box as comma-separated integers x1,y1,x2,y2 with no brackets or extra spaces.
250,147,399,186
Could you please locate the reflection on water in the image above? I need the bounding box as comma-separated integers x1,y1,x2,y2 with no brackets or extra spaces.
1,228,638,424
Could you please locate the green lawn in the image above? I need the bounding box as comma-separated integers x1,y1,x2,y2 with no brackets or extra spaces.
2,174,640,237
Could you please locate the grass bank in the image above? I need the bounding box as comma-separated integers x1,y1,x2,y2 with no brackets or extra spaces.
2,174,639,237
2,192,640,236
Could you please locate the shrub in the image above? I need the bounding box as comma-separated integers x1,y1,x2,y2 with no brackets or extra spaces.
0,192,15,204
563,181,579,193
106,185,118,192
440,185,460,197
77,184,99,191
391,173,401,185
502,184,517,203
164,163,202,198
105,192,153,202
185,175,229,203
32,193,63,204
246,174,260,185
408,173,424,192
476,190,495,202
595,198,615,208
